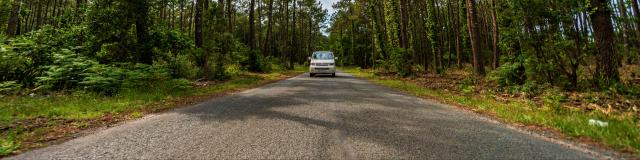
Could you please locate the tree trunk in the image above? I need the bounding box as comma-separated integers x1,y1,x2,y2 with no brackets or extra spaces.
399,0,409,48
6,0,21,37
265,0,274,55
135,0,152,64
455,0,462,68
617,0,631,62
589,0,620,85
490,0,500,68
248,0,256,49
466,0,485,76
632,0,640,41
227,0,233,32
195,0,203,47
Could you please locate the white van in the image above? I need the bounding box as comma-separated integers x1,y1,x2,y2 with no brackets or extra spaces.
309,51,336,77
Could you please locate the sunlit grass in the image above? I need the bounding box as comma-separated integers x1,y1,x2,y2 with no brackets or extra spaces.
341,66,640,154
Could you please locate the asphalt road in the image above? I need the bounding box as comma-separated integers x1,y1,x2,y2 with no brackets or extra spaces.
10,72,596,159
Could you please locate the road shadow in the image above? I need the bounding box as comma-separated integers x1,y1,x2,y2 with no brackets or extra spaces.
176,74,590,159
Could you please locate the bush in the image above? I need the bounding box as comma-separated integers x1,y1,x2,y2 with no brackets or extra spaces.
0,44,32,84
167,54,199,80
490,61,526,87
1,25,87,86
79,64,124,95
0,81,22,95
164,78,193,91
385,47,414,77
121,64,171,88
241,50,271,73
79,63,172,95
36,50,97,91
607,82,640,97
505,81,545,98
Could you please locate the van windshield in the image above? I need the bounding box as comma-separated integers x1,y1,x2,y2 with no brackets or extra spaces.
312,52,334,60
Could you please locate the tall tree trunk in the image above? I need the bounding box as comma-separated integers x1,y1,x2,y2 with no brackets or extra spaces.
134,0,152,64
265,0,274,55
617,0,632,64
632,0,640,41
248,0,256,49
289,0,297,69
399,0,409,48
589,0,620,85
6,0,21,37
466,0,485,76
455,0,462,68
490,0,500,68
227,0,233,32
195,0,203,47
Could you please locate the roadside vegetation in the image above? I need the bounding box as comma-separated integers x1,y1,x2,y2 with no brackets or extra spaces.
0,0,324,157
330,0,640,155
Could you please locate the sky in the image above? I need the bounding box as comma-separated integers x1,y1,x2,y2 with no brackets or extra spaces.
319,0,339,17
319,0,338,35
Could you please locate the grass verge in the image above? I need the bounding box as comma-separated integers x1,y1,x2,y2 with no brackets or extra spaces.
0,68,305,157
341,67,640,156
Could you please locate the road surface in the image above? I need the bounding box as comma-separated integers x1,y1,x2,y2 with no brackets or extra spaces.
10,72,596,159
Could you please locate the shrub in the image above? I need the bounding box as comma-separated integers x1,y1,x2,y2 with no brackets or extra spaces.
167,54,199,80
504,81,545,98
121,63,171,88
164,78,193,91
79,64,124,95
36,50,97,91
388,47,414,77
0,44,32,83
490,61,526,87
241,50,271,73
0,81,22,95
607,82,640,97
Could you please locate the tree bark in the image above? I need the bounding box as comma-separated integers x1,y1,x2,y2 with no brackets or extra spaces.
617,0,631,60
589,0,620,85
6,0,21,37
465,0,485,76
248,0,256,49
265,0,274,55
399,0,409,48
490,0,500,68
227,0,233,32
195,0,203,48
134,0,152,64
631,0,640,41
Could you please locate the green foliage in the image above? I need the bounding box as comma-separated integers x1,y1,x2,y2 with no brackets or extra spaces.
0,136,18,156
378,47,414,77
507,81,545,98
607,82,640,97
79,64,124,95
542,88,569,112
164,79,194,91
459,76,479,94
0,44,32,84
490,59,526,86
167,54,199,80
241,50,271,73
79,63,172,95
0,81,21,95
36,50,97,91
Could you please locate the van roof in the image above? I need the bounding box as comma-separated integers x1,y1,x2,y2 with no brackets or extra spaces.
313,51,333,54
